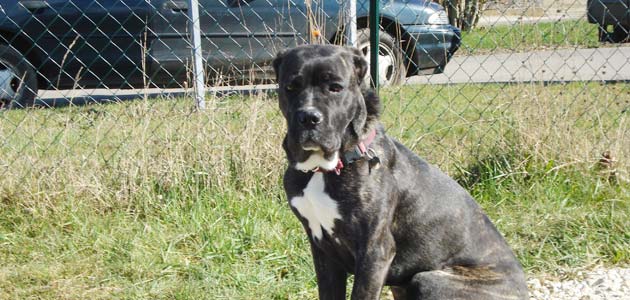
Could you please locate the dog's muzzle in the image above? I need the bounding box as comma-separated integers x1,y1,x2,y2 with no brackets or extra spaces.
291,107,336,152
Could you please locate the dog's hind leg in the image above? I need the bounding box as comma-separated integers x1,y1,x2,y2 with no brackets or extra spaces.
402,267,528,300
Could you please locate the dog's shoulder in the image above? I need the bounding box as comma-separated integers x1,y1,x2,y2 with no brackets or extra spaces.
387,136,435,175
382,135,472,202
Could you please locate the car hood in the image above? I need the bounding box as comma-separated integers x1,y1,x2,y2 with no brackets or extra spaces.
358,0,447,25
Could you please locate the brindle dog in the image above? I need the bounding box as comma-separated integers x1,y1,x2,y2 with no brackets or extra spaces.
273,44,528,300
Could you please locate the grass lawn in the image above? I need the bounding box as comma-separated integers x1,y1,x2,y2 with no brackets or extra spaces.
460,19,602,55
0,82,628,299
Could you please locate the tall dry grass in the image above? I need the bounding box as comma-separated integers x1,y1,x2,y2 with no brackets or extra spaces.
381,82,629,183
1,82,628,214
0,94,285,215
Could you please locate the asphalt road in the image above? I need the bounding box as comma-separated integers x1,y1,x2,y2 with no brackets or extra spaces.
409,45,630,85
37,45,630,106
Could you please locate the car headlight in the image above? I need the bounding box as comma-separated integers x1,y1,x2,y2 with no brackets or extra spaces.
427,10,449,25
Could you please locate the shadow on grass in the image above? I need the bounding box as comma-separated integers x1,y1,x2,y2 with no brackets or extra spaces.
454,150,532,189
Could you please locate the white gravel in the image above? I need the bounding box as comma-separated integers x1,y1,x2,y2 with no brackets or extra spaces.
528,267,630,300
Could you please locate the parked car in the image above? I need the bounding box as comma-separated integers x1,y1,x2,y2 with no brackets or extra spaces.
587,0,630,42
0,0,461,108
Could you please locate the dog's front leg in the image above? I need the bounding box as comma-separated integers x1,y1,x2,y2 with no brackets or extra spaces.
350,230,395,300
310,243,348,300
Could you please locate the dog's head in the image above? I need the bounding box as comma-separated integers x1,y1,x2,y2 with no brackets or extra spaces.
273,44,380,171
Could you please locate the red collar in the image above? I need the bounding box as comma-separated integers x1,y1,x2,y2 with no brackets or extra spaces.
314,128,377,175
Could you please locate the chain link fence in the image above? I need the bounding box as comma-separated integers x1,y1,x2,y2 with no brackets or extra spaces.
1,0,629,297
0,2,628,196
1,0,628,203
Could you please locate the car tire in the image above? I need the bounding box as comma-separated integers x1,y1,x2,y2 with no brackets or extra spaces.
0,44,38,109
356,28,406,87
599,25,630,43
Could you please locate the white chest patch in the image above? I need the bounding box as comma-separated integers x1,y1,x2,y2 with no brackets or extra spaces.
290,172,342,240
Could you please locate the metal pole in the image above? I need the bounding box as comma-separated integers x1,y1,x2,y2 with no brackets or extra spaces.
188,0,206,110
369,0,379,90
345,0,357,47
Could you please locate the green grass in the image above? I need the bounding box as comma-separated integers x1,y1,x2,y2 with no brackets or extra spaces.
1,82,629,299
461,20,602,55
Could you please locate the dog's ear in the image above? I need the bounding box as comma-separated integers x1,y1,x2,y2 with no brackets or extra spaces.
345,47,379,137
363,89,382,124
272,49,288,81
346,47,368,85
351,89,381,137
350,89,382,138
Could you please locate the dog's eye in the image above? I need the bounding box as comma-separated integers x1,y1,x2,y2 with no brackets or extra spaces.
329,83,344,93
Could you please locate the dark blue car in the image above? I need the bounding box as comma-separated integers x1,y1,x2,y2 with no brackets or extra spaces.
0,0,460,108
588,0,630,42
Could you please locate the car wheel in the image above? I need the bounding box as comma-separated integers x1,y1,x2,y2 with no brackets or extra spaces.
0,44,38,109
356,29,406,87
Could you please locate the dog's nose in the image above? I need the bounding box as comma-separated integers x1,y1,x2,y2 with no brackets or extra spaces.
297,108,323,127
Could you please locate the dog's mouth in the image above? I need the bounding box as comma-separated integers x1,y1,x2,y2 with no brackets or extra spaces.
285,128,342,170
295,149,340,172
296,131,339,154
293,132,340,172
300,139,323,152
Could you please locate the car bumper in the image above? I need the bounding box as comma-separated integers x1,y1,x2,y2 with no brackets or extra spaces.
403,24,461,76
587,0,630,27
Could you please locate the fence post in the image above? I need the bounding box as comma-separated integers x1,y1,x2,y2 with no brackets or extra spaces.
345,0,357,47
369,0,379,90
188,0,206,110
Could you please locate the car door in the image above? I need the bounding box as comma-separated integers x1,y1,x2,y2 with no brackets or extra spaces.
72,0,152,88
16,0,151,89
200,0,309,70
149,0,310,85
